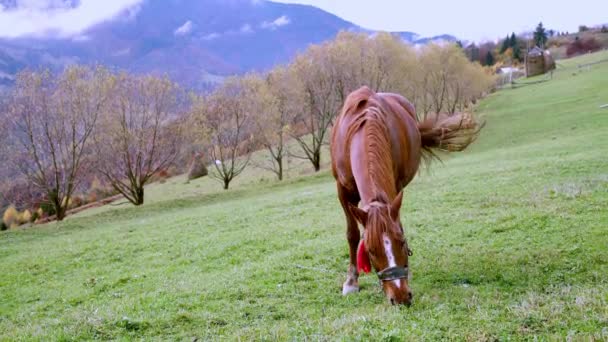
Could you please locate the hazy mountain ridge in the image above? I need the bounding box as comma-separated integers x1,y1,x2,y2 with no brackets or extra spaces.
0,0,457,89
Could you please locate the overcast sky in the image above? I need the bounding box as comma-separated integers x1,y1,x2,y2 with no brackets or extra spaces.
0,0,606,41
276,0,608,41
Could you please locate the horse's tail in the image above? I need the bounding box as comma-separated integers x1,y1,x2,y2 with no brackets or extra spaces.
417,112,485,162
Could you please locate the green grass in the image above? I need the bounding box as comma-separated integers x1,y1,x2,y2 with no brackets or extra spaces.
2,53,608,341
556,49,608,68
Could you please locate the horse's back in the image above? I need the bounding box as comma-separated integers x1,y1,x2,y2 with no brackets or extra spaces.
379,93,421,189
331,87,422,195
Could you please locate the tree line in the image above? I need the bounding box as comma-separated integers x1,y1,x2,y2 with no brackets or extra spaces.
465,22,608,68
0,31,495,225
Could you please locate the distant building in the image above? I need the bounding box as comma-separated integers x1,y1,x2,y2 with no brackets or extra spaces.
526,47,556,77
497,67,519,74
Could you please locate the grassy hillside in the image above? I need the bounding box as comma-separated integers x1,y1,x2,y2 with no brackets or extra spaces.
1,52,607,340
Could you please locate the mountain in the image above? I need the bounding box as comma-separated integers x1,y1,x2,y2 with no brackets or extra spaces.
0,0,458,90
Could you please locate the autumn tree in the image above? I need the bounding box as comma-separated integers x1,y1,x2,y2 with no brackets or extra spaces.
416,44,495,117
419,44,455,115
94,73,185,205
288,45,342,172
566,37,601,57
5,67,109,220
362,32,418,96
326,32,415,97
192,76,256,189
284,32,419,172
254,67,297,181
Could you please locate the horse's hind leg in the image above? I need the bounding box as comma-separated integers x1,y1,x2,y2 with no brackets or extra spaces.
337,184,361,295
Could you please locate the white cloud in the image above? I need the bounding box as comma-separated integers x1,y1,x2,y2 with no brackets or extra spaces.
0,0,144,38
240,24,253,34
261,15,290,30
71,34,91,42
201,32,220,41
199,24,254,41
273,16,290,27
174,20,193,36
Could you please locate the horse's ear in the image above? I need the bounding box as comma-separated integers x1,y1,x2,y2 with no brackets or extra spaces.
390,191,404,221
349,204,368,226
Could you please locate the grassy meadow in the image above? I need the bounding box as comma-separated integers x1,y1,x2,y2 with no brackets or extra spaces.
1,52,607,340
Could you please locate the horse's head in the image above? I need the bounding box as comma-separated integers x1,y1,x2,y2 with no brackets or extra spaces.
350,191,412,305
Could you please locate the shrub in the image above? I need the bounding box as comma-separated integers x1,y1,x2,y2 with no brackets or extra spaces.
39,200,57,216
566,37,601,57
151,169,172,183
20,209,32,224
87,192,98,204
602,26,608,33
187,153,209,181
86,176,116,204
70,196,84,210
3,205,19,229
31,208,42,222
157,169,170,179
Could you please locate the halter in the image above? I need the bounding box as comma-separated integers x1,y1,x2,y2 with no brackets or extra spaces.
377,265,409,282
358,203,413,283
376,243,412,282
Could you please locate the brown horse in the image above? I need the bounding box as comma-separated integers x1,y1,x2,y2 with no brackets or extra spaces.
331,86,481,305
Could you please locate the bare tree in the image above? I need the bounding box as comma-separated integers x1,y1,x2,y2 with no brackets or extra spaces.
192,76,255,189
284,32,420,172
415,44,496,118
5,67,108,220
330,32,416,96
289,46,341,172
254,67,297,181
94,73,185,205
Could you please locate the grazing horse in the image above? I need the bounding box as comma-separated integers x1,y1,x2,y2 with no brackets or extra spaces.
331,86,481,305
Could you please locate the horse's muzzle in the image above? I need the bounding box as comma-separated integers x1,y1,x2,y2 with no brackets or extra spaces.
389,290,413,306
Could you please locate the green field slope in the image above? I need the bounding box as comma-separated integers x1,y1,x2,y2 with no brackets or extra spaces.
1,52,607,340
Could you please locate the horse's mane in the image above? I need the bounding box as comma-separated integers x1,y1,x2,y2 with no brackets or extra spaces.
343,87,396,200
342,87,404,252
364,193,405,255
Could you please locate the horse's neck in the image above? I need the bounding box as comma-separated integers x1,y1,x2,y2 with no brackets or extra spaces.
350,117,395,206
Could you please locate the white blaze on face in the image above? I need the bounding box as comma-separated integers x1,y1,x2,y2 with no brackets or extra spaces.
382,233,400,289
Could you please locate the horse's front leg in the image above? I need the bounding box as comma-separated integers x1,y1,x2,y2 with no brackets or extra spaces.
338,185,360,295
343,216,360,295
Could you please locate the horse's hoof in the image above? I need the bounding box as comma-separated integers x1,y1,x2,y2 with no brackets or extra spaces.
342,284,360,295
